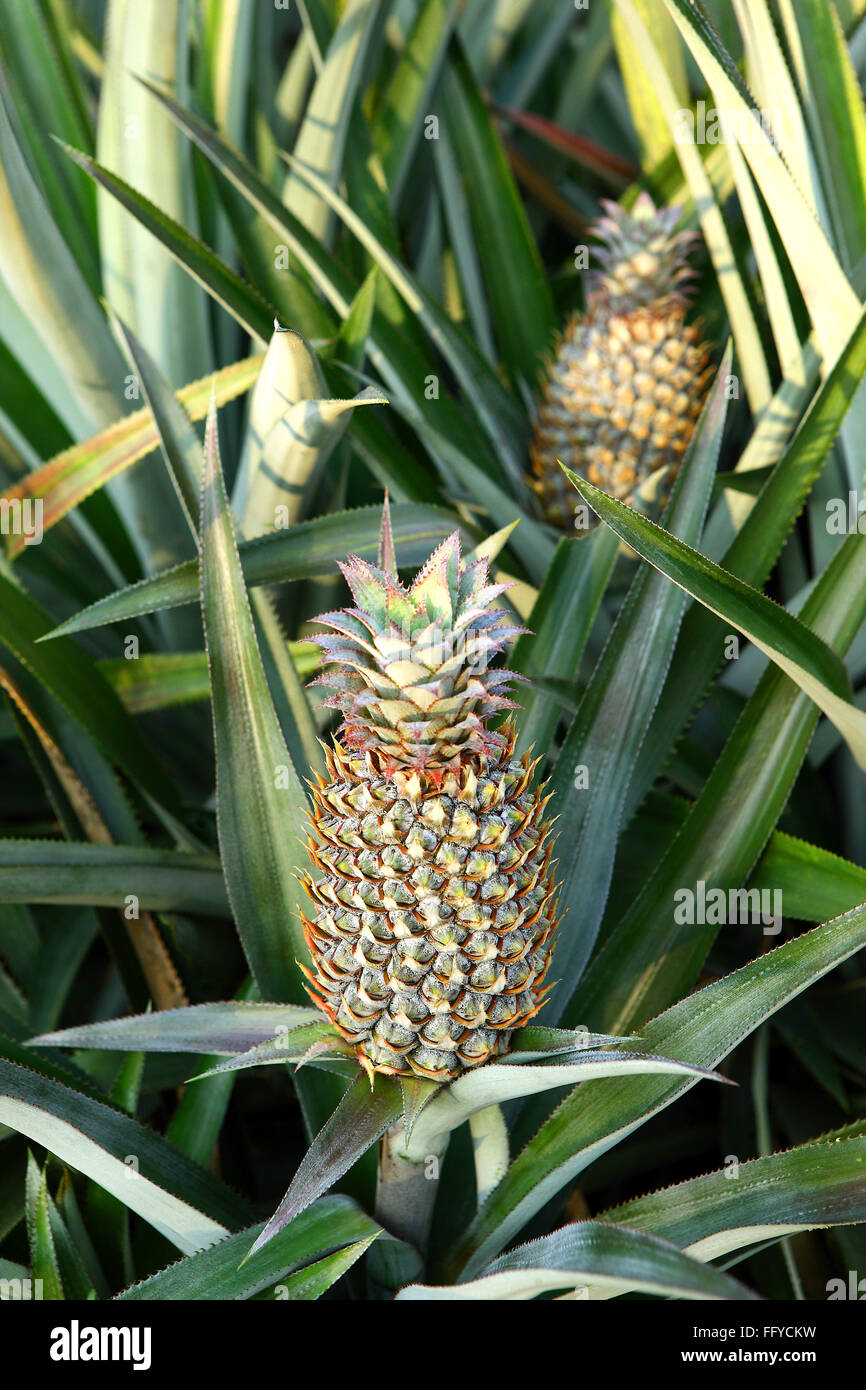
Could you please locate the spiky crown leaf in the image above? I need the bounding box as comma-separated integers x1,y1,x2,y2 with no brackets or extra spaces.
310,499,527,773
588,191,698,311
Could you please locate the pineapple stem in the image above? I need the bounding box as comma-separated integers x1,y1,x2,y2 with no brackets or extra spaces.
367,1124,449,1293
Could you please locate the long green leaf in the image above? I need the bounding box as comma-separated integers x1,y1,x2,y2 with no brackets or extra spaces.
42,1172,96,1301
135,77,512,494
511,529,618,758
97,0,213,385
0,65,198,577
60,141,276,343
0,67,124,435
189,1023,354,1082
248,1074,402,1257
0,574,180,813
282,0,386,238
198,401,310,1004
403,1053,726,1162
271,1236,377,1298
0,1057,251,1253
117,1195,381,1300
545,353,730,1014
0,0,97,276
164,982,257,1167
748,833,866,923
603,1135,866,1262
97,648,316,714
374,0,457,206
281,154,532,490
664,0,859,357
781,0,866,272
612,0,771,412
0,841,228,915
45,505,478,640
109,311,202,539
26,1156,64,1300
32,1001,321,1054
569,472,866,768
0,353,260,562
626,296,866,820
403,1222,757,1301
440,900,866,1279
569,527,866,1035
610,0,689,167
440,39,556,388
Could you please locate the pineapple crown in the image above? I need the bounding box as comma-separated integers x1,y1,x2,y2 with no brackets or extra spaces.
588,192,698,311
310,499,527,775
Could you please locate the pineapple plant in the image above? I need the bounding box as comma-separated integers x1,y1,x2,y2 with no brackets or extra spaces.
301,501,557,1082
531,193,715,529
0,0,865,1324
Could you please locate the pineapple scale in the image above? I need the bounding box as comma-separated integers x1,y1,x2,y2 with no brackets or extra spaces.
301,724,557,1081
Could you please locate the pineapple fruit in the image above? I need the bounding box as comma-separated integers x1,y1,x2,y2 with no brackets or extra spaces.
300,502,558,1082
531,192,714,530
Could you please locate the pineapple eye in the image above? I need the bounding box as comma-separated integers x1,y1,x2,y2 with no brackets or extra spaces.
480,873,510,902
478,813,508,847
411,862,445,892
464,849,496,881
380,845,413,875
449,805,479,840
469,960,506,993
360,812,387,845
404,823,439,857
434,839,465,872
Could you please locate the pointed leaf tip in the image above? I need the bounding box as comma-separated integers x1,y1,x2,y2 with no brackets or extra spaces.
250,1073,402,1256
378,493,398,580
203,389,220,477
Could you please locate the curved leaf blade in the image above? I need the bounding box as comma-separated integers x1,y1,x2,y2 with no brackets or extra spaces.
440,39,556,388
0,574,180,813
568,471,866,768
404,1053,727,1161
248,1074,402,1258
198,402,310,1004
402,1222,759,1301
664,0,859,356
749,834,866,923
567,528,866,1036
441,900,866,1279
30,1001,322,1055
545,352,730,1015
61,140,275,344
45,505,479,640
0,841,228,916
602,1134,866,1263
0,354,260,561
0,1057,251,1253
118,1195,381,1300
625,296,866,822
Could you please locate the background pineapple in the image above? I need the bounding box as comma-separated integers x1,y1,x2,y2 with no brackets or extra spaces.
531,193,714,530
301,504,557,1081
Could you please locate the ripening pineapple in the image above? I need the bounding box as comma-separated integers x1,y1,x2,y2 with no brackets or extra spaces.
531,192,714,530
299,502,558,1082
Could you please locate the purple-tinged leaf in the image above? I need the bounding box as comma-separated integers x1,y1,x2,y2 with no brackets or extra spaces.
31,1002,323,1054
248,1074,402,1259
